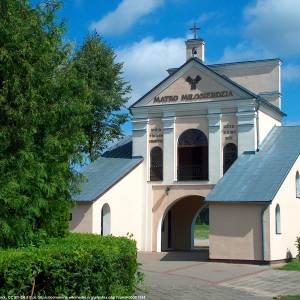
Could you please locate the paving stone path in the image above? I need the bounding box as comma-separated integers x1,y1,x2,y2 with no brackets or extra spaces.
137,251,300,300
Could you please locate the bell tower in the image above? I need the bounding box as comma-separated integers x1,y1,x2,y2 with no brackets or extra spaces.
185,23,205,62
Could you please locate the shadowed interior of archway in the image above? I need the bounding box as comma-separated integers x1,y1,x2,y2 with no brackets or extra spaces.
161,195,205,251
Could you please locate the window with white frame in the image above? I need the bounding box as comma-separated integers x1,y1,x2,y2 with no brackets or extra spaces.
101,203,111,236
275,204,281,235
296,171,300,198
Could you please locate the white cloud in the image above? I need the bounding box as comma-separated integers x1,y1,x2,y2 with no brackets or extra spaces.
282,64,300,82
244,0,300,57
90,0,164,36
218,42,272,63
116,37,186,105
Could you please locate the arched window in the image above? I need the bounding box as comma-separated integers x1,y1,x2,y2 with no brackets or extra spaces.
275,204,281,234
150,147,163,181
101,203,111,236
177,129,208,181
223,143,238,174
296,171,300,198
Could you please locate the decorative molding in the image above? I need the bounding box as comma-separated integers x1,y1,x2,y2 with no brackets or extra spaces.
132,119,149,132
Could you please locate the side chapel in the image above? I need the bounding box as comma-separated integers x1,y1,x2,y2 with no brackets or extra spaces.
70,29,300,263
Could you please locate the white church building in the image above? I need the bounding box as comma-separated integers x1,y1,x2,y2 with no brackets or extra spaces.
70,33,300,263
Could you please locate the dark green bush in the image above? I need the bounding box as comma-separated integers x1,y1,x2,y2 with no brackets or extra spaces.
296,236,300,260
0,233,142,296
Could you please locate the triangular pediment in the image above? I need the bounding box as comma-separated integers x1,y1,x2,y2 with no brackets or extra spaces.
131,58,257,108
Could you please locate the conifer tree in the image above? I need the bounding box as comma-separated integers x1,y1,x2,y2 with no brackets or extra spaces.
0,0,89,247
72,34,131,161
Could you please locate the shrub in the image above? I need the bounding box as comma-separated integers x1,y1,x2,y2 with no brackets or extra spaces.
0,233,142,296
296,236,300,260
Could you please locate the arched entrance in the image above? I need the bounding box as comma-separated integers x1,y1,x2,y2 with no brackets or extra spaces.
177,129,208,181
160,195,205,251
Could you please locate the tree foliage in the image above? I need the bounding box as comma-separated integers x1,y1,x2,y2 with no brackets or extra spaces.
72,33,131,161
0,0,130,248
0,0,90,248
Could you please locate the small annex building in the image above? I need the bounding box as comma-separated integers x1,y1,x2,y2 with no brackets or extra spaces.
70,33,300,263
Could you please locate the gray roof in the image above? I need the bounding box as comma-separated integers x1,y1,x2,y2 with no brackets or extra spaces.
73,137,143,202
102,136,132,158
206,126,300,203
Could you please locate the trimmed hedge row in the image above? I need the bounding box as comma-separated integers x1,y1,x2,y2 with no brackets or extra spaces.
0,233,142,296
297,236,300,259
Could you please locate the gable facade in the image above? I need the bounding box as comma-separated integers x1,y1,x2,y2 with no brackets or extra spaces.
71,35,300,263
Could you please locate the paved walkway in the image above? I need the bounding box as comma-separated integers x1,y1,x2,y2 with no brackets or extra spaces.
137,251,300,300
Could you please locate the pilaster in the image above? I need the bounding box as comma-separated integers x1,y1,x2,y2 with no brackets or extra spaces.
162,115,176,184
208,110,222,184
237,107,257,155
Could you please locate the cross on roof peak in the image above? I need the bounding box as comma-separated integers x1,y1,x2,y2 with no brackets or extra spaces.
189,23,200,39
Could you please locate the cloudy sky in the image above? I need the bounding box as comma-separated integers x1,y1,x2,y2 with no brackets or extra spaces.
33,0,300,130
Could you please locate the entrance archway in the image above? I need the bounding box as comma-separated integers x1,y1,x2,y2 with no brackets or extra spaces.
160,195,205,251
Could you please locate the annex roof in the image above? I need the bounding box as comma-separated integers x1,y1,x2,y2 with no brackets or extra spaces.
72,137,142,202
206,126,300,203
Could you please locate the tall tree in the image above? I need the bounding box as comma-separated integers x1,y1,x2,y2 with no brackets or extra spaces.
0,0,89,247
73,34,131,161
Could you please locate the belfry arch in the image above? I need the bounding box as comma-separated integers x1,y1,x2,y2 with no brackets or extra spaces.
177,129,208,181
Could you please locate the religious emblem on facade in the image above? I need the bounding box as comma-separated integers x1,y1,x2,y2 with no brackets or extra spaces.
186,75,202,90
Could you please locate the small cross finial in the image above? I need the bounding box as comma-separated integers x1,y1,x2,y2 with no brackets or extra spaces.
189,23,200,39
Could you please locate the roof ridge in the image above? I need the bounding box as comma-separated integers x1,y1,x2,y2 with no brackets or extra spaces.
208,58,282,67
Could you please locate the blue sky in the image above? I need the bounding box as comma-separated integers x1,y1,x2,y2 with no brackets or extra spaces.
33,0,300,132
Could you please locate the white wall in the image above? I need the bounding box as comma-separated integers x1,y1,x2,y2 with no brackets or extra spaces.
209,203,264,261
269,154,300,260
92,162,145,250
258,110,281,144
70,203,93,233
210,60,281,108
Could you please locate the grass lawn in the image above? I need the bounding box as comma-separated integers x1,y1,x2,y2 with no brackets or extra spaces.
282,296,300,300
194,224,209,240
279,261,300,271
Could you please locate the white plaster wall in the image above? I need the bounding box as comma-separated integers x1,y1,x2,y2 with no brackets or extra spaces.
269,154,300,260
258,110,281,144
209,203,265,261
92,162,145,250
237,110,257,155
211,61,280,96
70,203,93,233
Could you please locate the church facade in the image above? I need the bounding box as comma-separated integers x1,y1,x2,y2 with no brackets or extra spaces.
70,35,300,263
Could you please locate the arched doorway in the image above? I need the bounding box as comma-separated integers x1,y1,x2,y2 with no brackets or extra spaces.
160,195,205,251
177,129,208,181
101,203,111,236
223,143,237,174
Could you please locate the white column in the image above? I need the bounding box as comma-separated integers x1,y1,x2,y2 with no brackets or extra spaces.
132,118,148,161
162,116,176,184
237,108,257,155
208,111,222,184
132,118,149,251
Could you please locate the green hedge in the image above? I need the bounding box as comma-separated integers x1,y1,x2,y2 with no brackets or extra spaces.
0,233,142,296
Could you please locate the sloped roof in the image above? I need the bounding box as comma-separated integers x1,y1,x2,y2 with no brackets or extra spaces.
102,136,132,158
73,137,142,202
206,126,300,203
